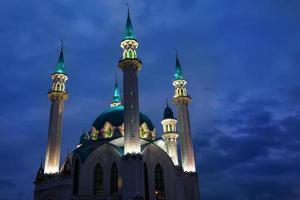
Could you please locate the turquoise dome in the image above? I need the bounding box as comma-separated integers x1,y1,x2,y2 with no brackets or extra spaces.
93,105,154,131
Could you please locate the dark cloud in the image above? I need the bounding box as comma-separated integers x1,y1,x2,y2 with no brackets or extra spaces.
197,94,300,200
1,0,300,199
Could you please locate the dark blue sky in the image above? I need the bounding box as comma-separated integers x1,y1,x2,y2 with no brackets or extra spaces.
1,0,300,199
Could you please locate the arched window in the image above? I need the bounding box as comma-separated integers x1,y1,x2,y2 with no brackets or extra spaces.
128,49,133,58
73,158,80,195
110,162,118,195
55,82,61,91
155,164,165,200
169,124,173,132
93,163,103,195
61,83,65,91
144,163,150,200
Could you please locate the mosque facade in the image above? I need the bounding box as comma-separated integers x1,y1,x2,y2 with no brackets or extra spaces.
33,10,200,200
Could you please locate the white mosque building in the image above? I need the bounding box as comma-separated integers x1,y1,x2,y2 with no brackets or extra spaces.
33,9,200,200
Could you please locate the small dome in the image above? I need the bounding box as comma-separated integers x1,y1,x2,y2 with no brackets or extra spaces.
92,105,154,131
163,104,175,119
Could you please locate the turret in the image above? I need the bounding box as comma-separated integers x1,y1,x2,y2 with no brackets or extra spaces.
161,102,179,166
172,52,196,173
120,8,139,61
44,41,68,174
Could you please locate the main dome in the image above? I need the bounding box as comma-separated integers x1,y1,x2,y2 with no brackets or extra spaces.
92,105,154,131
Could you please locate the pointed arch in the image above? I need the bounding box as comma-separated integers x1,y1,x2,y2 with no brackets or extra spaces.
93,163,103,195
123,50,127,59
110,162,118,195
127,49,133,58
140,123,149,138
103,122,113,138
73,158,80,195
154,163,165,200
144,163,150,200
60,83,65,91
55,82,61,91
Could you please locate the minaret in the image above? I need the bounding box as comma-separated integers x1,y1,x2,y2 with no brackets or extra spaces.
118,8,142,154
110,74,122,107
172,52,196,172
119,8,145,200
161,102,179,166
44,42,68,174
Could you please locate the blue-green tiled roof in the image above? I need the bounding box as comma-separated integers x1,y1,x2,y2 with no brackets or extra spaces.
92,105,154,131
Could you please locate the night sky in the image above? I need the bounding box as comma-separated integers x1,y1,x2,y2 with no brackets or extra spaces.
1,0,300,199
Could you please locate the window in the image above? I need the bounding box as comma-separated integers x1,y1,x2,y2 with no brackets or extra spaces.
128,49,133,58
55,82,61,91
73,159,80,195
104,127,112,138
168,124,172,132
144,163,149,200
61,83,65,91
93,163,103,195
110,162,118,195
140,127,147,138
155,164,165,200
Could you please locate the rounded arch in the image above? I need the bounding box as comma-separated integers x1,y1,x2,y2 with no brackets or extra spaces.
79,143,122,195
142,143,176,200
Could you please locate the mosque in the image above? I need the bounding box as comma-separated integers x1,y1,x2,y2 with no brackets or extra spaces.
33,9,200,200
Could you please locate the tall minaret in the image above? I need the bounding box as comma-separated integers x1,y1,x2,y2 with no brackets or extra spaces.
44,42,68,174
161,102,179,166
172,52,196,172
119,8,145,200
118,8,142,154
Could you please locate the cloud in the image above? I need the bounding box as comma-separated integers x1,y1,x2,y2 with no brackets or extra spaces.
197,91,300,200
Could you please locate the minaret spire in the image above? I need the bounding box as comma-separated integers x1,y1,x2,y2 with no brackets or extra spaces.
56,40,65,74
174,50,183,80
44,42,68,174
120,6,139,60
124,4,135,40
111,72,122,107
161,101,179,166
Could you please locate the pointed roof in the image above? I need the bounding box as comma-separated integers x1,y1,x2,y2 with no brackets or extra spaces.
174,51,184,80
123,7,135,40
55,41,65,74
111,73,122,107
163,100,175,120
